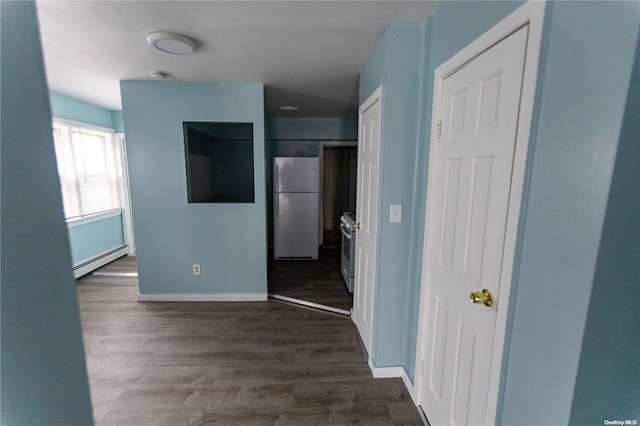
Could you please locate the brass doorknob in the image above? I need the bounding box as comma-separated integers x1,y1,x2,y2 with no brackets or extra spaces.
353,222,361,230
470,289,494,307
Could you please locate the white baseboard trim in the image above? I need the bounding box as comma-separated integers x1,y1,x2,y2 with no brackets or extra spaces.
369,362,404,379
367,361,418,404
137,293,268,302
73,245,128,279
402,370,418,404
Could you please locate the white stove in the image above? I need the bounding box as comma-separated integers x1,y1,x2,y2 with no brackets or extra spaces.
340,211,356,292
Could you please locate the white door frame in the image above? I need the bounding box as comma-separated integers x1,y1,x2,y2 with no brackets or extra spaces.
353,85,383,360
115,133,136,255
414,2,545,424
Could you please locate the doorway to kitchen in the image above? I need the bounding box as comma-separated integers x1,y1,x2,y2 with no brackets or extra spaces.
268,141,357,316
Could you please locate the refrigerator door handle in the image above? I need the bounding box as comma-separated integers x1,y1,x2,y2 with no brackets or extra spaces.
274,165,279,193
275,193,279,219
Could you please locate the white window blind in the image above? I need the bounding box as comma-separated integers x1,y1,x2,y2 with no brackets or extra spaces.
52,120,122,219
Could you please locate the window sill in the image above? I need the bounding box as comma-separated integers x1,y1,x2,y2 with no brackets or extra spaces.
66,209,123,228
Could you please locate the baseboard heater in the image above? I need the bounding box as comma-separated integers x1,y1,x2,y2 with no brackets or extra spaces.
73,245,128,279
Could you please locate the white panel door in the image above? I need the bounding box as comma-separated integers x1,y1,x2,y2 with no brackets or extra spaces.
419,27,528,425
353,87,382,355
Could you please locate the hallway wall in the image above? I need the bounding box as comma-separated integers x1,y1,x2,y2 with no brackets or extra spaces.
121,81,267,298
1,1,93,423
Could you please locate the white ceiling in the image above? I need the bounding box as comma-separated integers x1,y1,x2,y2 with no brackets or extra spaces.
35,1,439,118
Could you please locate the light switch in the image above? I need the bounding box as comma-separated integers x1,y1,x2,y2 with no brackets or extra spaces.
390,204,402,223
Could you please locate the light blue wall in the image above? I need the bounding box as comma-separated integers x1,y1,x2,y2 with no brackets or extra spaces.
358,25,390,105
111,110,125,133
121,81,267,296
266,117,357,140
500,3,640,424
359,2,524,378
569,26,640,424
265,117,356,202
49,91,124,132
68,214,125,265
360,1,639,424
49,92,128,268
0,1,93,424
359,23,423,370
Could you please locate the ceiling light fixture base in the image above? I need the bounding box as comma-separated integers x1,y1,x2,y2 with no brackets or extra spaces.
147,31,198,55
278,106,301,116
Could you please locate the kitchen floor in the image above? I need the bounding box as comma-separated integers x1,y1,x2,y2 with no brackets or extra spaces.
76,256,421,425
268,246,353,312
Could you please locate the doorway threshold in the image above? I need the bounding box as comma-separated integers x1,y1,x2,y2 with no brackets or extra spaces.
268,293,351,317
92,271,138,277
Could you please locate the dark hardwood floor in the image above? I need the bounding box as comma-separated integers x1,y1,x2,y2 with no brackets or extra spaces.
268,246,353,312
77,256,421,425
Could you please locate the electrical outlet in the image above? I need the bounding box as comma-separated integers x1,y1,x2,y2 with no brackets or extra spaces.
193,264,201,275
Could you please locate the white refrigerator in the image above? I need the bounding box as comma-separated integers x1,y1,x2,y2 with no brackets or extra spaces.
273,157,320,259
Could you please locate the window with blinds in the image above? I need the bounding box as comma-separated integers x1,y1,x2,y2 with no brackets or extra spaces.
52,121,122,219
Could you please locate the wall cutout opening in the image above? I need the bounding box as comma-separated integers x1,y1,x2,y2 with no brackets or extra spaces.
183,122,254,203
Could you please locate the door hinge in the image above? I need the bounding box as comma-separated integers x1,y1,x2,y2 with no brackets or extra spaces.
420,360,425,375
436,120,442,140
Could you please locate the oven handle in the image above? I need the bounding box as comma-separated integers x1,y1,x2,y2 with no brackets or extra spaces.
340,225,353,239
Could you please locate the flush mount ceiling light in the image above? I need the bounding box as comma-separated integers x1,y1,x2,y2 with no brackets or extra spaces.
278,106,300,116
147,31,198,55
